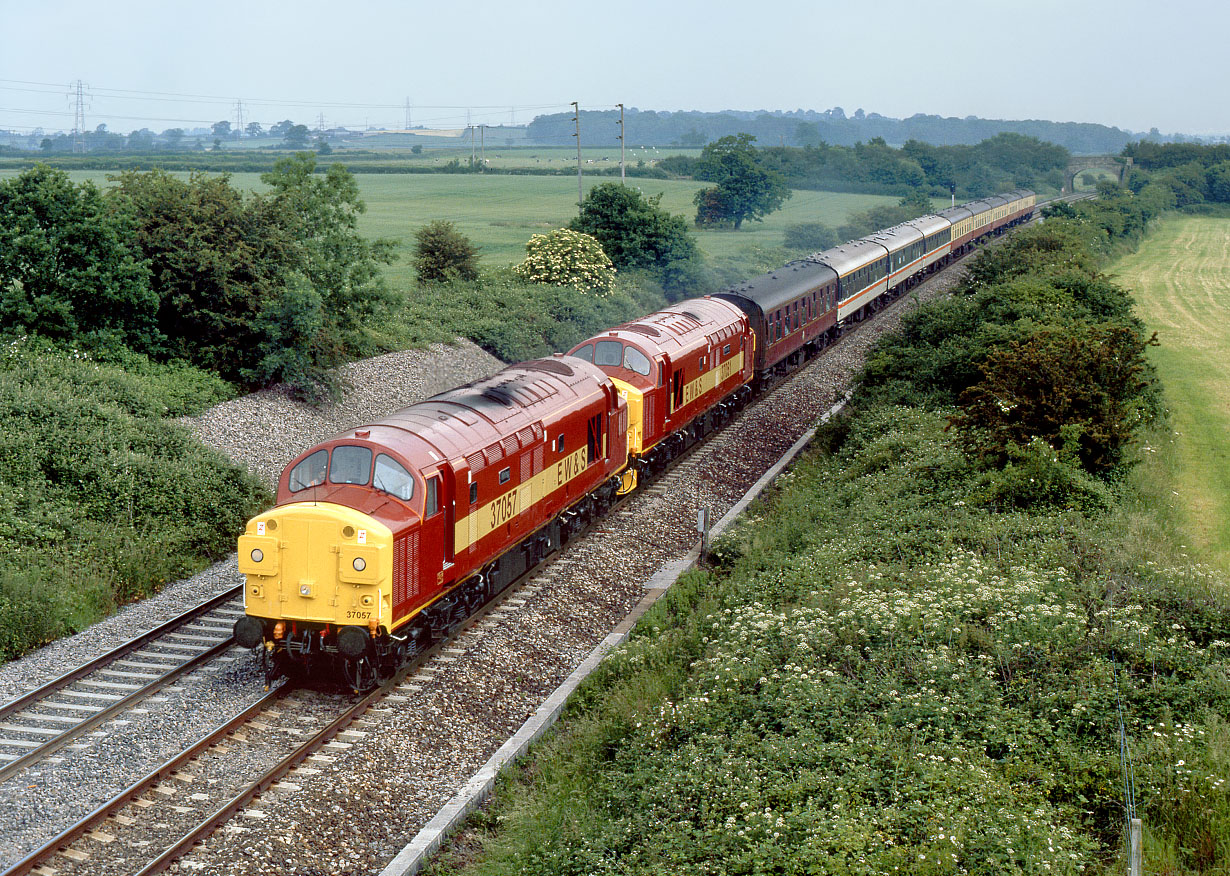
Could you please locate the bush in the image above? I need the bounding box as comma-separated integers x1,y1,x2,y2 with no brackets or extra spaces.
512,228,616,296
782,221,838,252
413,219,480,283
568,182,700,278
0,342,268,663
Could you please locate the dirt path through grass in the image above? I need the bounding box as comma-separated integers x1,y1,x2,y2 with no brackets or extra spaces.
1115,214,1230,569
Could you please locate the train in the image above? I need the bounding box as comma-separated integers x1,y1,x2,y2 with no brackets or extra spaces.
232,189,1036,689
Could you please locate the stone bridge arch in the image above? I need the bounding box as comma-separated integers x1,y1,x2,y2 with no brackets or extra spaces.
1064,156,1132,192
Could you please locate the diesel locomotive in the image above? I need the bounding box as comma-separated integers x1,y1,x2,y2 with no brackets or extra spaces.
233,190,1035,687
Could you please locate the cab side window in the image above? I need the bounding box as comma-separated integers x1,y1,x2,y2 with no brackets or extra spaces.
425,476,440,517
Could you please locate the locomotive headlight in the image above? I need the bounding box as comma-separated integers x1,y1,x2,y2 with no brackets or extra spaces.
352,557,366,572
250,548,264,563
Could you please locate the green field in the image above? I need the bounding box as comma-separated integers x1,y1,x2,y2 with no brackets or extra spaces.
1115,214,1230,570
7,169,905,288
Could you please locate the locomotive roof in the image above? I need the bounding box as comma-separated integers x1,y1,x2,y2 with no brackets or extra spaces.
313,356,611,466
584,297,747,357
715,257,838,316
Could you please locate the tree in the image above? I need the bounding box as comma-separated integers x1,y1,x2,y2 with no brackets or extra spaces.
260,153,396,352
163,128,184,149
0,165,159,353
108,169,296,381
691,134,790,229
569,182,699,276
270,119,294,139
283,124,310,148
212,120,232,139
413,220,480,282
245,121,264,138
513,229,616,296
952,322,1157,474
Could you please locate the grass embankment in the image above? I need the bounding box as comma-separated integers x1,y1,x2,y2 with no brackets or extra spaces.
425,203,1230,875
1113,215,1230,570
0,341,268,662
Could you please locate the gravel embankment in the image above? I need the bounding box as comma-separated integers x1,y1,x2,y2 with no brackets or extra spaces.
183,339,504,491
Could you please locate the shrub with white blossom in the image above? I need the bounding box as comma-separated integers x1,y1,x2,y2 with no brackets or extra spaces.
512,228,616,296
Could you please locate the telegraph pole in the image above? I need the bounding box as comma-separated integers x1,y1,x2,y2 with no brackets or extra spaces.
616,103,625,184
479,124,485,168
404,97,412,131
234,99,245,138
572,101,582,208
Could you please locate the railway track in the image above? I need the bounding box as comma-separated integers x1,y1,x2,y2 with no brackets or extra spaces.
0,587,244,785
1,557,565,876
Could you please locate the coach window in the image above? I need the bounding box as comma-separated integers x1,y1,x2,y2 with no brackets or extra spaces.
373,454,415,501
572,343,594,363
329,445,372,486
288,449,328,492
425,476,440,517
623,344,652,377
594,340,622,367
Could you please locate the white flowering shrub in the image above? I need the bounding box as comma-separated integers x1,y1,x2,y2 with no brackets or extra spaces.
512,228,616,296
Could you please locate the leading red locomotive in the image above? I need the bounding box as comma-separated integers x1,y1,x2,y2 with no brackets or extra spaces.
233,355,628,688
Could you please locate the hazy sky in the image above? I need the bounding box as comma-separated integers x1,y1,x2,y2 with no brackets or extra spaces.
2,0,1225,137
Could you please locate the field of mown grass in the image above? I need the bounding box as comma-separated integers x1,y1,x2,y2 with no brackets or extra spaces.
1113,214,1230,571
14,169,904,287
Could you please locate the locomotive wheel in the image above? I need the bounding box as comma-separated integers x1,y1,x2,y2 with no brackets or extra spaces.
343,656,378,693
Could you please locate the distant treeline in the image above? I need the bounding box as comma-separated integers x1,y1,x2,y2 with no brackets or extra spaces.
662,133,1070,198
527,108,1148,154
1122,142,1230,209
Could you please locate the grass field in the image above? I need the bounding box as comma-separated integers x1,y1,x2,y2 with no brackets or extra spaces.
1114,214,1230,571
13,169,906,288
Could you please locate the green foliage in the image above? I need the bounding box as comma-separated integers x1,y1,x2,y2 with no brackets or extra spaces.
513,228,616,296
413,219,480,283
952,323,1158,473
0,340,266,662
104,157,396,399
754,132,1070,198
439,407,1230,876
109,169,296,382
836,192,936,241
568,182,699,296
781,220,838,252
0,165,160,354
394,268,665,364
692,134,791,229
